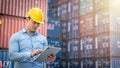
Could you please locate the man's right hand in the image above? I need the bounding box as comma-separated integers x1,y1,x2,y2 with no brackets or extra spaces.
30,50,43,57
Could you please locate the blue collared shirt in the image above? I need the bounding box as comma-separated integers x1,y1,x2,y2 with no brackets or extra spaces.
9,28,48,68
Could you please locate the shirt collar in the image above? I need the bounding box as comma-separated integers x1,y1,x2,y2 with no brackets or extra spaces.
22,28,38,35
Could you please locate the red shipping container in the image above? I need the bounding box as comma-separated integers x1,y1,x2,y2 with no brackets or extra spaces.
58,0,68,5
85,13,94,35
0,16,47,49
0,0,48,19
0,0,2,13
79,13,94,37
79,16,86,37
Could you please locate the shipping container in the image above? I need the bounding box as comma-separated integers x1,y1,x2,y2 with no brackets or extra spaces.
79,13,94,37
68,0,79,18
110,10,120,33
95,33,120,57
67,39,79,59
61,61,67,68
80,36,94,58
47,3,52,17
61,21,68,39
68,60,79,68
95,34,110,57
94,0,109,11
61,41,68,59
47,18,61,38
0,0,48,19
80,59,95,68
58,0,68,5
80,0,93,15
112,58,120,68
95,58,110,68
58,2,68,21
49,0,58,6
0,50,9,68
46,59,61,68
68,18,79,39
47,38,61,58
94,9,120,34
95,24,110,34
111,34,120,57
94,9,109,25
51,6,58,18
0,16,47,49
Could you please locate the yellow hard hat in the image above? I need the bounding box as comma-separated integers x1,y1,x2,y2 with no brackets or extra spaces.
27,8,44,24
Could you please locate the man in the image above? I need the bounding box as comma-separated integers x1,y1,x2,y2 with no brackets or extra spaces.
9,8,56,68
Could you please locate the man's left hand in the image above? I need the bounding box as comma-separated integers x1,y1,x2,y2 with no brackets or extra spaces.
47,54,56,63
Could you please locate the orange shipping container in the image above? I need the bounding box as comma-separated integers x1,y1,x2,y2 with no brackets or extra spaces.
0,16,47,49
79,13,94,37
0,0,47,49
0,0,48,20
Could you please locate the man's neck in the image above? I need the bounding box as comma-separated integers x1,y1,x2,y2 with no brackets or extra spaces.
25,27,35,35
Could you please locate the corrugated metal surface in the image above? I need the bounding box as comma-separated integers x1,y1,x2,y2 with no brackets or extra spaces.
61,61,67,68
0,0,48,20
80,0,93,15
68,18,79,39
67,39,79,59
0,16,26,49
111,34,120,57
95,0,109,11
0,16,47,49
95,58,110,68
47,18,61,38
80,36,94,58
0,50,9,67
80,59,95,68
58,3,68,21
95,9,109,25
61,21,68,39
112,58,120,68
110,10,120,33
61,41,68,59
95,34,110,57
68,60,79,68
68,0,79,18
58,0,68,5
51,6,58,18
79,14,94,37
0,50,14,68
0,0,1,13
47,3,52,17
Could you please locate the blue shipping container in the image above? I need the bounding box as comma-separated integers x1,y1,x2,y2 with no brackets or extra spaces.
46,59,61,68
112,58,120,68
47,18,61,38
47,38,62,58
0,50,15,68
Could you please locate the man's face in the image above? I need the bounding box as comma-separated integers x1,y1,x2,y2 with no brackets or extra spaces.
28,19,40,32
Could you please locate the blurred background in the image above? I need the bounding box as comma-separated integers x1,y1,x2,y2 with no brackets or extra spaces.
0,0,120,68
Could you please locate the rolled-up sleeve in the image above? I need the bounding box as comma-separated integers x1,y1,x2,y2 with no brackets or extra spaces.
9,35,31,62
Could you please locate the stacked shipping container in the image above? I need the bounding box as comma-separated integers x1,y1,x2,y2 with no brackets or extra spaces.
57,0,81,67
56,0,120,68
47,0,62,68
0,0,48,68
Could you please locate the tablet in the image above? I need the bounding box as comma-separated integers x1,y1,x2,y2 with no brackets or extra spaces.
34,47,61,62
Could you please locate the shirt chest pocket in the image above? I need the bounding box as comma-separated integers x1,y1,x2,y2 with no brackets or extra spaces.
33,40,44,50
19,37,32,51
